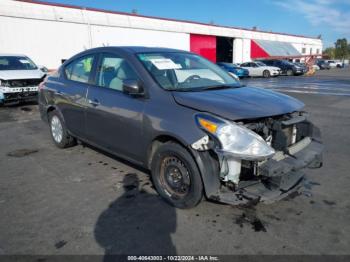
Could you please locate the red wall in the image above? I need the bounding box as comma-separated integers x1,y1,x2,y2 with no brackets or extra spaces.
251,40,270,59
190,34,217,62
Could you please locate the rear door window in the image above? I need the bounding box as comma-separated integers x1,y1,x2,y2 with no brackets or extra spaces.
65,55,95,84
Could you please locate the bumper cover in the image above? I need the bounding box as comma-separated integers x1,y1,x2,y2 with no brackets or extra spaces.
0,88,38,103
259,139,323,178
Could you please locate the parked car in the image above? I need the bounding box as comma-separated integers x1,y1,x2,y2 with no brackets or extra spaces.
0,54,46,104
312,64,320,71
293,62,308,73
39,47,323,208
217,62,249,78
260,59,306,76
316,60,331,70
326,60,343,68
240,61,281,78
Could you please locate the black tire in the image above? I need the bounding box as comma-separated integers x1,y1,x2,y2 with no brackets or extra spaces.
151,142,203,209
287,69,293,76
48,111,76,148
263,70,270,78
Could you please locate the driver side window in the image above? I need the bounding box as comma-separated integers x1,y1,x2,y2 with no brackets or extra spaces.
96,54,138,91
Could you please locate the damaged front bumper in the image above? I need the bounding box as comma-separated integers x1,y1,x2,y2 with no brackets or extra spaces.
0,86,38,104
217,137,323,205
191,115,324,206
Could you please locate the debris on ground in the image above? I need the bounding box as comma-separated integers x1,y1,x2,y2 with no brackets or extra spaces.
7,148,39,157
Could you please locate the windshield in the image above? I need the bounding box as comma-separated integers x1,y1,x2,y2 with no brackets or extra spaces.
281,60,293,66
0,56,38,70
256,62,266,67
137,52,240,91
219,63,238,69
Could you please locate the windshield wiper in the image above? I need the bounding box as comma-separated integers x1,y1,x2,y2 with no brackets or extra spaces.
166,87,195,92
199,84,240,91
166,84,241,92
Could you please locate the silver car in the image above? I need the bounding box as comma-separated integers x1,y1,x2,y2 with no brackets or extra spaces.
0,54,46,104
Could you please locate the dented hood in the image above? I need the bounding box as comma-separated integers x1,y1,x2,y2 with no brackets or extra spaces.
0,69,45,80
172,86,304,120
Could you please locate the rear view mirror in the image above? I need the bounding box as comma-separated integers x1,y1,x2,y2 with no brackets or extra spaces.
122,80,144,96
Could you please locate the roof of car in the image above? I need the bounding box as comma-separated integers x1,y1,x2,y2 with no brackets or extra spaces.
87,46,188,54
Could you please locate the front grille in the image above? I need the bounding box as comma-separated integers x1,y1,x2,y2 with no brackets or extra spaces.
4,91,37,101
8,78,43,88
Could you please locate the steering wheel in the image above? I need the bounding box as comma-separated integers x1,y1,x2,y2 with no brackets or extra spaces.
184,75,201,83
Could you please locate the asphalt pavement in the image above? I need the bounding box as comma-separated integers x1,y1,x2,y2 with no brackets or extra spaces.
0,69,349,257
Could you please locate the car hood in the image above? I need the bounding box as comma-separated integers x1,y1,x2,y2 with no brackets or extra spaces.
172,86,304,121
0,69,45,80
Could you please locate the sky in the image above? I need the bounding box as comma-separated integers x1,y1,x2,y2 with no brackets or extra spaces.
42,0,350,48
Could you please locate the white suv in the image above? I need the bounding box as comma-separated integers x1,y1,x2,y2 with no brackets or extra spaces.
327,60,343,68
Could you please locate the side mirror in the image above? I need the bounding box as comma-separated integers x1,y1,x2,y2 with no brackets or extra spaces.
38,65,49,73
122,80,144,96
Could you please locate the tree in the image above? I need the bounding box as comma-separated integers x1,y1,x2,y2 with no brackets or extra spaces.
323,47,335,59
334,38,348,60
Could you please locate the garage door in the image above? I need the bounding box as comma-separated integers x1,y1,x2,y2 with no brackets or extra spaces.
190,34,216,62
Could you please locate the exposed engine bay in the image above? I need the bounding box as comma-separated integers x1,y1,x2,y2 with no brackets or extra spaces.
192,111,323,205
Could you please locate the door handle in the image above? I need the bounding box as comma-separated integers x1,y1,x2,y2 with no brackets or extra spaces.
88,99,100,107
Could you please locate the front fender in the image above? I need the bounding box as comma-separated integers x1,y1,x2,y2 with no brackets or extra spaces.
190,148,221,199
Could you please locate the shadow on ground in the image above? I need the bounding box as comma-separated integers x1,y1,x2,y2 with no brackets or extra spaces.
94,173,177,260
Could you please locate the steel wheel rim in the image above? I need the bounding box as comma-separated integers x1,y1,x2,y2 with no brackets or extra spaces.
51,116,63,143
159,156,191,198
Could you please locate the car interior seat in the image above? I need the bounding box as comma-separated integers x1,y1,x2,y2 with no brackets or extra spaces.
100,66,116,88
109,61,137,91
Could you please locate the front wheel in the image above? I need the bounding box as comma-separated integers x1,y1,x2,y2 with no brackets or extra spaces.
263,70,270,78
287,69,293,76
49,111,76,148
151,142,203,209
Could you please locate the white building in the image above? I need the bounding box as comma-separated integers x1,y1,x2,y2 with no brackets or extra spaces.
0,0,323,69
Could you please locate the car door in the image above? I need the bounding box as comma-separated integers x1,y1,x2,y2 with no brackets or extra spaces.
85,52,145,163
58,54,97,138
241,63,254,76
250,62,262,76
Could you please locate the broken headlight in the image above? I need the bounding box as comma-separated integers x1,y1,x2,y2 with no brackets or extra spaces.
0,79,10,87
195,114,275,160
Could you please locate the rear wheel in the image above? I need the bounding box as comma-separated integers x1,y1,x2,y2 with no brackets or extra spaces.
49,111,76,148
263,70,270,78
151,142,203,209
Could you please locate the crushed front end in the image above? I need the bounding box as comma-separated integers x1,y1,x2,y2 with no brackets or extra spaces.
0,78,44,104
192,112,323,205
